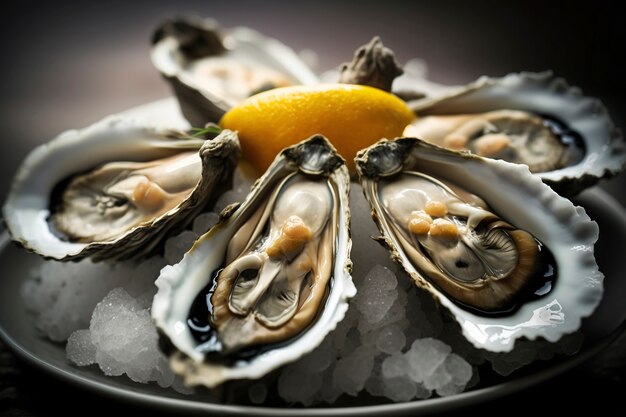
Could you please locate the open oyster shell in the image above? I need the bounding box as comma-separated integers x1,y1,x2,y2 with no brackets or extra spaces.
356,138,603,352
2,117,239,261
406,72,626,196
152,135,355,387
151,17,319,127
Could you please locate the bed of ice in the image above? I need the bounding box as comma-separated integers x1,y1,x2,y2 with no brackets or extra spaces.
21,171,584,406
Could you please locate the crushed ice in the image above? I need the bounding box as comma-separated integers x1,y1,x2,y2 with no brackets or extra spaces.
21,175,583,405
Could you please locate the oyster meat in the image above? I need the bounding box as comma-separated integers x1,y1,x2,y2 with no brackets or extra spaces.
376,172,551,313
51,151,202,243
356,138,603,352
406,72,625,195
151,17,318,127
152,136,354,387
3,118,240,261
406,110,583,173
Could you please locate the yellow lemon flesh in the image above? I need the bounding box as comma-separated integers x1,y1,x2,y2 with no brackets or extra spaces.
220,84,415,174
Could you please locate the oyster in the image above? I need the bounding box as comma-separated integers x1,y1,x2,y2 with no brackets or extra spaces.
152,136,354,387
151,17,318,127
405,72,626,195
356,138,603,352
2,117,239,261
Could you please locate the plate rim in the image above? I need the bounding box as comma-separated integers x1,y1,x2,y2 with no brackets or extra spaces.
1,186,625,416
2,98,625,415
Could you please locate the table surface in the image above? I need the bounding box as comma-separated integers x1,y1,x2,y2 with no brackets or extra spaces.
1,0,625,415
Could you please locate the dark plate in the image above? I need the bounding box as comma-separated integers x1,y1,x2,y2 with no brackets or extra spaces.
1,100,625,416
1,186,625,416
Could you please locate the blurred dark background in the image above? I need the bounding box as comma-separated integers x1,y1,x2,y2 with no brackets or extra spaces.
0,0,624,204
0,0,624,415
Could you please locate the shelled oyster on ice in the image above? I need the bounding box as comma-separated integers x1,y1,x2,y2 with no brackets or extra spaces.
356,138,603,352
2,118,240,261
152,136,355,387
151,17,318,127
405,72,626,195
